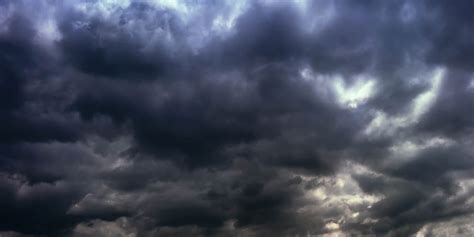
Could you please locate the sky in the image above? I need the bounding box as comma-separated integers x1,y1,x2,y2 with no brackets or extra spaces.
0,0,473,236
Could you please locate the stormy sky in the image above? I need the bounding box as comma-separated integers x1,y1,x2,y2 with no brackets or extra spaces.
0,0,473,236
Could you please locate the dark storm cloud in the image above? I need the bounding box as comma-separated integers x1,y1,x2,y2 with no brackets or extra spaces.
1,0,474,236
201,2,306,70
71,63,359,170
352,167,474,236
57,2,188,79
0,13,80,144
424,0,474,70
0,174,83,236
416,70,474,137
389,146,474,189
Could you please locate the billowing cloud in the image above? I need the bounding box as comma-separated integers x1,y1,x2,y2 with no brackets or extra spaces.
0,0,473,236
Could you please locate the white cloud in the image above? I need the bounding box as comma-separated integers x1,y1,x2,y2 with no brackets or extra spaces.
332,75,377,109
300,67,377,109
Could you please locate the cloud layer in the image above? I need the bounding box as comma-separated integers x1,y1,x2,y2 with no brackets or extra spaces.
0,0,473,236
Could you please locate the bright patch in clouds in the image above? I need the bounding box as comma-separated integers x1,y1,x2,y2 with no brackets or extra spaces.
304,162,383,232
332,75,376,109
364,68,445,138
300,68,377,108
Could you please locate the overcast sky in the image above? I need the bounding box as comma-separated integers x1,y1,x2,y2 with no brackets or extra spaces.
0,0,473,236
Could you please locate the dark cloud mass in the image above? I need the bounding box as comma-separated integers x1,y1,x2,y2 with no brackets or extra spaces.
1,0,474,236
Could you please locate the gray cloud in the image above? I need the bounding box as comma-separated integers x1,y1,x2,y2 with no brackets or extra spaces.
0,0,474,236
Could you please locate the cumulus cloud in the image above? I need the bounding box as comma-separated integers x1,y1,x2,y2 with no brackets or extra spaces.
0,0,473,236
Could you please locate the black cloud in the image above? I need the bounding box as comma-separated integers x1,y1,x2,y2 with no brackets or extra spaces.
1,0,474,236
